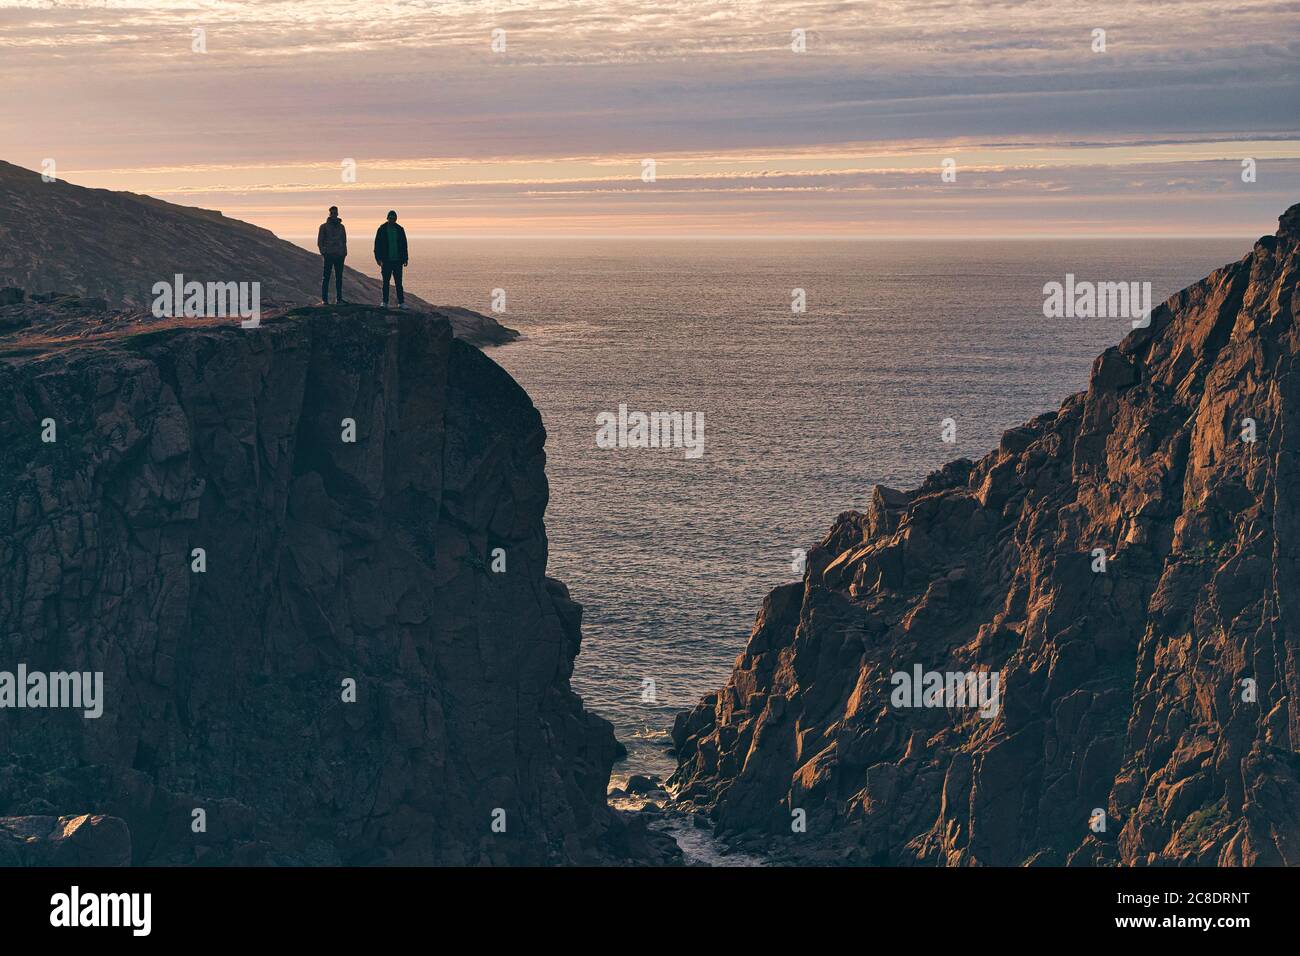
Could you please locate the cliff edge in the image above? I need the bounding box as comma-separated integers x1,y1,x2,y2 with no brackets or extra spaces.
0,304,671,864
0,160,517,347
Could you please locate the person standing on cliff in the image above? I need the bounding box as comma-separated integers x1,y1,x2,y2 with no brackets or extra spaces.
374,210,408,309
316,206,348,305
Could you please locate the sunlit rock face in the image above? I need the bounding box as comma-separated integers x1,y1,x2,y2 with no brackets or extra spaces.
0,307,672,865
671,204,1300,867
0,814,131,867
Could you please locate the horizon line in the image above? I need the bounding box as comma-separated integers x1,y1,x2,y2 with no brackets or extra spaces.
283,232,1265,241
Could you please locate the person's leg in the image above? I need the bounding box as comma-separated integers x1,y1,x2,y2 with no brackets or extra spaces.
381,262,392,305
321,257,331,302
393,263,404,305
332,257,345,301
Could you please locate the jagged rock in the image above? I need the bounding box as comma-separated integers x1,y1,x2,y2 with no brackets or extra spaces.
1279,204,1300,240
0,814,131,866
625,774,662,795
671,202,1300,867
0,305,672,865
0,161,516,347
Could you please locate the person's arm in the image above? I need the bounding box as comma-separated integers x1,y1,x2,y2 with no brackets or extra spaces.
374,226,383,264
317,223,326,254
400,226,408,266
340,223,347,257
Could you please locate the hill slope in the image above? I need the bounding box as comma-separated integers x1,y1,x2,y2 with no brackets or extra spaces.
0,161,515,347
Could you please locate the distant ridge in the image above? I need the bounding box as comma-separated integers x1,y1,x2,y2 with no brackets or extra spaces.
0,160,516,347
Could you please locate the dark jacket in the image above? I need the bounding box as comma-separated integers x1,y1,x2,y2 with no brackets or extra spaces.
374,222,408,264
317,216,347,257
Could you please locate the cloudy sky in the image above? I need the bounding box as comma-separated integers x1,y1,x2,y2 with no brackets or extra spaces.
2,0,1297,236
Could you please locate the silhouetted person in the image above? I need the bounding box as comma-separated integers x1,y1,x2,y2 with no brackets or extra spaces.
374,210,408,309
317,206,348,304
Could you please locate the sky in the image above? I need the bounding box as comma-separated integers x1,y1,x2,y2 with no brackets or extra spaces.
1,0,1297,237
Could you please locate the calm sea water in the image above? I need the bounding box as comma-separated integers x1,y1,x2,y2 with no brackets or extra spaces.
404,237,1246,781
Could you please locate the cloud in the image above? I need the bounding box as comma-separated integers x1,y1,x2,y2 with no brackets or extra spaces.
2,0,1296,234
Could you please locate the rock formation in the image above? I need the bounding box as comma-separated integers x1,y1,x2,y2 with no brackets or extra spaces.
0,814,131,867
0,161,516,347
671,204,1300,866
0,303,673,865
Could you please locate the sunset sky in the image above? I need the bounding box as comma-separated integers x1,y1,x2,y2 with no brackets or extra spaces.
2,0,1297,237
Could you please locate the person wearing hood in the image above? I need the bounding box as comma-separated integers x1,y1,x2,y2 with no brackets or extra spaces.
317,206,348,304
373,210,408,309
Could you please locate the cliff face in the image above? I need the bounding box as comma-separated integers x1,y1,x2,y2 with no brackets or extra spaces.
0,161,516,346
0,814,131,867
0,306,667,865
672,205,1300,866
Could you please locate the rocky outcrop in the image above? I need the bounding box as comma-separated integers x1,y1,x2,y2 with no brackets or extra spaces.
0,304,673,865
0,814,131,867
0,161,517,346
671,204,1300,866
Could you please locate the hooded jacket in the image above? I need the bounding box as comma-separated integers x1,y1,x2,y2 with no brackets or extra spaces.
374,221,409,264
317,216,348,257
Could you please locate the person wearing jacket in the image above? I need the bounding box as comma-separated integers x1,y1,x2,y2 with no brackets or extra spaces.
373,210,408,309
316,206,348,304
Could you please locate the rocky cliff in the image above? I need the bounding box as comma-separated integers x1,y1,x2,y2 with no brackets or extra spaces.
671,204,1300,866
0,304,671,865
0,160,516,347
0,814,131,867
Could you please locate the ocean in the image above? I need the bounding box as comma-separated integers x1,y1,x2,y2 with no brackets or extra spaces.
403,236,1247,784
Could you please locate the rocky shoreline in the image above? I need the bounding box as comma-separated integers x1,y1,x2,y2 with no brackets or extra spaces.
669,204,1300,867
5,160,1298,868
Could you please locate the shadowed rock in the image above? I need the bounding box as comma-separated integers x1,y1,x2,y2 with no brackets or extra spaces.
0,814,131,866
0,304,675,865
